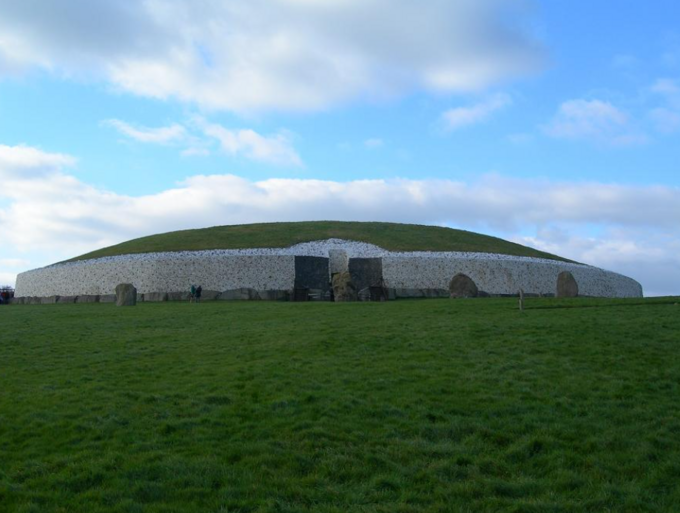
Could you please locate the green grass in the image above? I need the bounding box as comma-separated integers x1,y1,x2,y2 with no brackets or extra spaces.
2,297,680,512
66,221,573,263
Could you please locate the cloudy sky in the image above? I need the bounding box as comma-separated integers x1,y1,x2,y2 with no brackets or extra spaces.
0,0,679,296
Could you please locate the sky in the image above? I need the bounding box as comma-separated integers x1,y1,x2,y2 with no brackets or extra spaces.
0,0,679,296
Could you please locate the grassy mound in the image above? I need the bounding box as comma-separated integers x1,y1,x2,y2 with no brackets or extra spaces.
2,297,679,511
67,221,572,262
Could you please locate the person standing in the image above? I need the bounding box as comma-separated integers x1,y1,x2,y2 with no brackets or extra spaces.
195,285,202,303
190,284,196,303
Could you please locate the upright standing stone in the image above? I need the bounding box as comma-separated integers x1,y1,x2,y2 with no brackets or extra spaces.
449,273,479,298
556,271,578,298
332,272,358,302
115,283,137,306
329,249,349,275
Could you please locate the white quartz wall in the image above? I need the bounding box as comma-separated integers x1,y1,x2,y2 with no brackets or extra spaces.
16,255,295,297
14,239,643,298
382,256,642,298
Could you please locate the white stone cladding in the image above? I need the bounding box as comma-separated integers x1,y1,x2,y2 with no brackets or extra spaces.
16,255,295,297
381,256,642,298
14,238,643,298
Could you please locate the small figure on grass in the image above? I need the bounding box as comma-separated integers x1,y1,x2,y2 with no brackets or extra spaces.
195,285,202,303
190,284,196,303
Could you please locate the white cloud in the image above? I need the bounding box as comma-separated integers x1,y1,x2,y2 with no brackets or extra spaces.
364,138,384,148
651,78,680,101
180,146,210,158
2,144,680,295
649,78,680,133
650,107,680,133
100,118,301,164
202,123,302,166
0,0,543,112
544,99,647,146
103,119,187,144
0,144,75,179
0,272,19,287
442,93,512,130
0,258,30,268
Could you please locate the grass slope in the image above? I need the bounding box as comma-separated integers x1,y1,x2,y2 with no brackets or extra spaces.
2,297,680,512
67,221,573,263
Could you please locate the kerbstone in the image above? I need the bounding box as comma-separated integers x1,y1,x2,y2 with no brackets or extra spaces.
144,292,168,302
77,295,99,303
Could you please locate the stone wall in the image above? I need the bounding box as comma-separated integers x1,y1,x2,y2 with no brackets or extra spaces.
14,239,643,299
16,254,295,297
382,256,642,298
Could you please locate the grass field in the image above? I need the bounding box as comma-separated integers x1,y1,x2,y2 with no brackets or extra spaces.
66,221,572,263
1,297,679,512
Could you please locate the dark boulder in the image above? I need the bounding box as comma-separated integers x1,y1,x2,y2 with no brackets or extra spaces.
556,271,578,298
449,273,479,298
115,283,137,306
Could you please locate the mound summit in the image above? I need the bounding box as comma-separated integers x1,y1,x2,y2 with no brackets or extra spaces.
67,221,572,263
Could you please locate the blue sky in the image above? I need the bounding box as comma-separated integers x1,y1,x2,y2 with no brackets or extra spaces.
0,0,679,296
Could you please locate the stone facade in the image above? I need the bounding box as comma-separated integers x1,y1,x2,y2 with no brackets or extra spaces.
14,239,643,299
381,255,641,298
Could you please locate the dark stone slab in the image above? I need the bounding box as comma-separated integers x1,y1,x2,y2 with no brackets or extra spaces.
292,287,310,302
42,296,60,304
57,296,78,304
388,289,449,299
219,289,242,301
99,294,116,303
198,290,221,301
167,291,188,301
219,288,259,300
144,292,168,302
294,256,330,293
258,290,290,301
348,258,383,293
369,286,388,302
77,295,100,303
